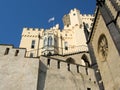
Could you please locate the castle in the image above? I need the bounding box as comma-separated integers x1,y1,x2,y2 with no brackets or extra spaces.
19,8,94,58
0,0,120,90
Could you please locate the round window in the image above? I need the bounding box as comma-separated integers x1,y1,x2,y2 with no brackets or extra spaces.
98,34,108,61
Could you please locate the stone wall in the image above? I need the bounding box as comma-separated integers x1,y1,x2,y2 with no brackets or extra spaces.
0,44,99,90
0,45,39,90
91,11,120,90
50,52,91,65
38,56,99,90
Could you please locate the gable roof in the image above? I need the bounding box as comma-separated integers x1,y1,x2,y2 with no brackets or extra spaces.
87,0,120,54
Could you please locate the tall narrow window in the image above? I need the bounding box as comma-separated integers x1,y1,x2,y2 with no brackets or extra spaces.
4,48,10,55
47,58,50,66
44,37,47,46
54,38,57,48
15,50,19,56
64,42,68,50
48,36,52,46
31,40,35,49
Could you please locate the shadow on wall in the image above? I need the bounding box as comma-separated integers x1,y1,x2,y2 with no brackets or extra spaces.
37,60,47,90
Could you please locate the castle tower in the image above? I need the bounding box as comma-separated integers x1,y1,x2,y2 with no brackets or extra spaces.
63,8,82,28
19,28,44,57
19,9,94,58
19,24,61,57
62,8,94,54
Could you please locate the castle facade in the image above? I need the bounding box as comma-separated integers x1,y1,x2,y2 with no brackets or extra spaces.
0,0,120,90
19,8,94,58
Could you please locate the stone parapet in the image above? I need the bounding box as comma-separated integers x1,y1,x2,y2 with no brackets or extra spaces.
40,56,97,82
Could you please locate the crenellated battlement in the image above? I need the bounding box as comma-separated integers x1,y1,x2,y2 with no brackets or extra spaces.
70,8,80,14
40,56,97,83
21,27,44,37
0,45,98,89
82,14,94,17
22,24,60,36
51,24,60,30
23,27,44,31
0,44,96,82
0,44,26,58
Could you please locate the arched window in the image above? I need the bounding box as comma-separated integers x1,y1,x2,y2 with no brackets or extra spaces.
81,54,90,67
44,37,47,46
48,36,52,46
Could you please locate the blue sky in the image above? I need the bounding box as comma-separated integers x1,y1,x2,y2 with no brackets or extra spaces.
0,0,96,47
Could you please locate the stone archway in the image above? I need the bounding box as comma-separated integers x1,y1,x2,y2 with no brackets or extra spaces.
81,54,90,67
66,57,75,71
66,57,75,64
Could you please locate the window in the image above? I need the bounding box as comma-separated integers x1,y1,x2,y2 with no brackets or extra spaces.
85,23,89,29
67,24,69,27
31,40,35,49
4,48,10,55
48,36,52,46
80,24,82,28
15,50,19,56
98,34,108,61
64,42,68,50
44,37,47,46
30,53,33,58
73,13,76,16
65,46,68,50
47,58,50,66
54,38,57,47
